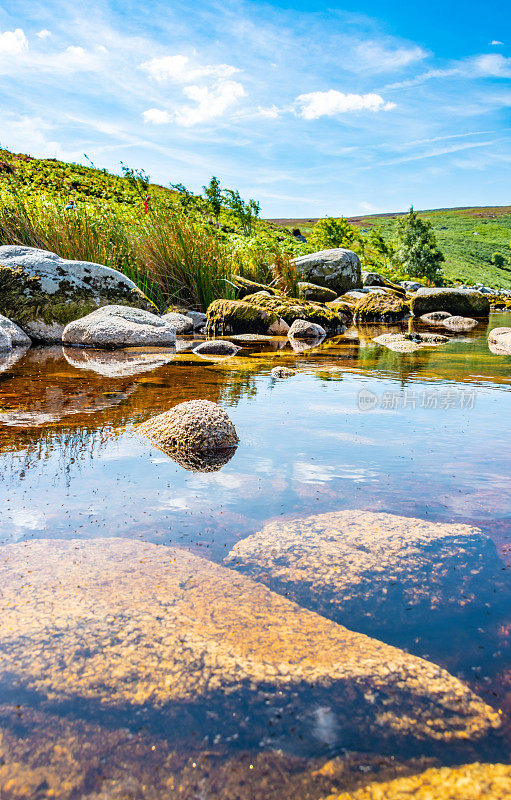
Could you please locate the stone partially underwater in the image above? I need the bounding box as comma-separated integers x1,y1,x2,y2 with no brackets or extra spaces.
0,538,501,758
226,510,511,638
138,399,239,471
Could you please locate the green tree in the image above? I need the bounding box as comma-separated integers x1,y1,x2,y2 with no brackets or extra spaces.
309,216,357,250
491,252,506,268
395,207,444,283
203,176,223,227
223,189,260,236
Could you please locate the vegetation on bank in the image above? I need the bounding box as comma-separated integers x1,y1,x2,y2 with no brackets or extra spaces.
0,148,510,314
277,208,511,290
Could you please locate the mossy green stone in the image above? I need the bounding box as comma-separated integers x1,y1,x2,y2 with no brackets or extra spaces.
354,293,410,323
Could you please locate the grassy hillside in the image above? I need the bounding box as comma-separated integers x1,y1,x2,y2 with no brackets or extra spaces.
272,207,511,289
1,147,510,296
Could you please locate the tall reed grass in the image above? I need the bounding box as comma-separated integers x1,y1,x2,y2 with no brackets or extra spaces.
0,189,238,310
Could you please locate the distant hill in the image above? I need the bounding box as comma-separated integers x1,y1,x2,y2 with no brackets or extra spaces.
0,147,510,289
269,207,511,289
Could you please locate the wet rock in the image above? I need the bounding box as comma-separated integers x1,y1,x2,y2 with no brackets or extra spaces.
193,340,241,357
0,314,31,347
271,366,296,378
0,328,11,352
185,310,207,329
288,319,327,339
441,315,478,332
0,245,155,342
226,510,510,638
324,762,511,800
411,288,490,318
343,291,367,301
138,399,239,453
63,347,175,377
62,305,177,349
292,249,362,296
354,294,410,323
298,282,338,303
488,327,511,355
420,311,453,324
373,332,448,352
267,317,291,335
208,297,343,336
0,538,500,753
162,311,194,334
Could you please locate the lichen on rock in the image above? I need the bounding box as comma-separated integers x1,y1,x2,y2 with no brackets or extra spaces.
206,299,279,335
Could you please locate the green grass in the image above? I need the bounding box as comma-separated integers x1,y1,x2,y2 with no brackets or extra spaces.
272,207,511,289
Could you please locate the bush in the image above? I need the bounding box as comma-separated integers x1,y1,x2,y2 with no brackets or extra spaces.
309,217,357,250
395,208,444,283
491,252,506,268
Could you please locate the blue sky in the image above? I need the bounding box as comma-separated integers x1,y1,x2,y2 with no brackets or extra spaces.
0,0,510,216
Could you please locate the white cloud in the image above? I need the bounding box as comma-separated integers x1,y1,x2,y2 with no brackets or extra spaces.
490,40,504,46
353,41,427,72
255,104,281,118
140,53,238,83
142,107,172,124
142,79,246,126
175,80,246,126
472,53,511,77
0,28,28,57
36,29,51,40
295,90,396,119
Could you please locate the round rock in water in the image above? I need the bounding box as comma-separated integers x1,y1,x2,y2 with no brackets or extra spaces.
193,340,241,357
271,366,296,378
288,319,326,340
441,315,478,332
420,311,453,324
161,311,194,334
138,399,239,453
0,314,31,347
488,326,511,355
62,305,177,349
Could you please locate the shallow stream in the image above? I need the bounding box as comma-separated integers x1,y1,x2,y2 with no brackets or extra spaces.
0,313,510,798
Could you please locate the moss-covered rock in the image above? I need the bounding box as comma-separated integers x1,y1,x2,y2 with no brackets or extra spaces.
411,288,490,318
354,293,410,323
0,245,156,343
298,282,338,302
243,294,346,333
231,274,278,298
206,299,280,334
327,299,355,319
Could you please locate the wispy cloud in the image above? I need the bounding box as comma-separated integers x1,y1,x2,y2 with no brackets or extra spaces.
140,54,239,83
295,90,396,119
352,41,427,72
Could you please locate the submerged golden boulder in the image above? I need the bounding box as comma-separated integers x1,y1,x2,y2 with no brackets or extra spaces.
322,762,511,800
226,510,510,635
0,538,501,754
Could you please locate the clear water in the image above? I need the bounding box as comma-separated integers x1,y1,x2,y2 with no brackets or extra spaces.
0,314,510,797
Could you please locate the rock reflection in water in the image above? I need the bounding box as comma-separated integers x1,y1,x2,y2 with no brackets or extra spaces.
63,346,175,376
0,345,30,375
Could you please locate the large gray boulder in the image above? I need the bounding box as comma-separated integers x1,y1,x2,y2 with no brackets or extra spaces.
161,312,194,334
411,288,490,318
0,245,155,343
0,314,31,347
62,305,177,349
292,248,361,295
